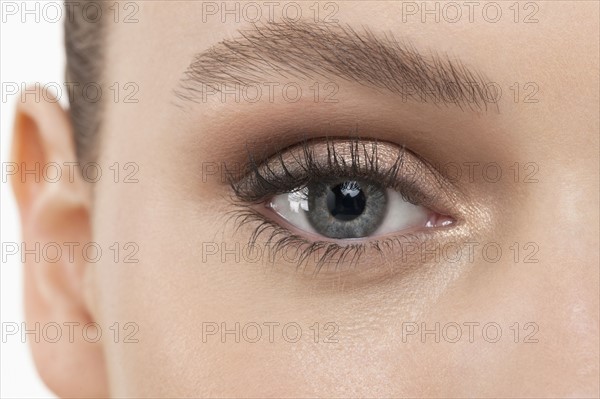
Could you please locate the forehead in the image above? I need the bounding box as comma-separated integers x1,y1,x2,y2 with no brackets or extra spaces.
102,1,596,113
99,1,597,154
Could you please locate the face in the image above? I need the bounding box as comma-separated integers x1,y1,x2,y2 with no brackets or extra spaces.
12,1,599,397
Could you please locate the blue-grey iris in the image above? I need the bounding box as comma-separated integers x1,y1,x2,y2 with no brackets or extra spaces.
306,180,387,238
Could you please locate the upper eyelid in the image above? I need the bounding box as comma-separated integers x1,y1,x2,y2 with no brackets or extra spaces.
228,139,407,197
227,138,461,218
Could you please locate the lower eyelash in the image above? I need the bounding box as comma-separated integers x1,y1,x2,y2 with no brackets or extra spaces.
225,204,428,275
226,205,361,273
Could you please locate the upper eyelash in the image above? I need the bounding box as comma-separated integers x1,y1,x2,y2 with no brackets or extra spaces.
221,137,456,274
226,137,441,207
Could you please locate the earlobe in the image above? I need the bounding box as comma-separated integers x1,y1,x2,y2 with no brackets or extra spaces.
11,87,109,398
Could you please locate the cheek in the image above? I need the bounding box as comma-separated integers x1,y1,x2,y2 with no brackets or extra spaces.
89,174,421,396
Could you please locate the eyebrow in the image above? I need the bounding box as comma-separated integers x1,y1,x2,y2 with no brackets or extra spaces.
175,20,498,111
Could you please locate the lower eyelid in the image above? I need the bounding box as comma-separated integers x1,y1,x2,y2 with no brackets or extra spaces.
226,202,472,279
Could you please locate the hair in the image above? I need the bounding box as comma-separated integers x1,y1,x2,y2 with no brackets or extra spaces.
64,0,104,163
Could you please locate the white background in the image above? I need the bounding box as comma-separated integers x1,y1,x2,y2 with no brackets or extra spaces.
1,1,65,397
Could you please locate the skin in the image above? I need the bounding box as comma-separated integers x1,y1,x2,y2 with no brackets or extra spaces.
11,1,599,397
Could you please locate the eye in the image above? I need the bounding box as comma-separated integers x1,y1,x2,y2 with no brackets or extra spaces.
227,137,462,271
268,180,440,239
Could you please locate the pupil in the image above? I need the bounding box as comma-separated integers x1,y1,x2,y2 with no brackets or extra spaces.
326,181,366,221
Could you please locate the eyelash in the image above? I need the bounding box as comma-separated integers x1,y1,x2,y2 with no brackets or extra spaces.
224,137,454,274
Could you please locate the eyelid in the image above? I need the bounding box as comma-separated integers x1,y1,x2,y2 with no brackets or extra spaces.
229,138,460,220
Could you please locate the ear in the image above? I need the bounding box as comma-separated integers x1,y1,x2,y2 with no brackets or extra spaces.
10,87,108,398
